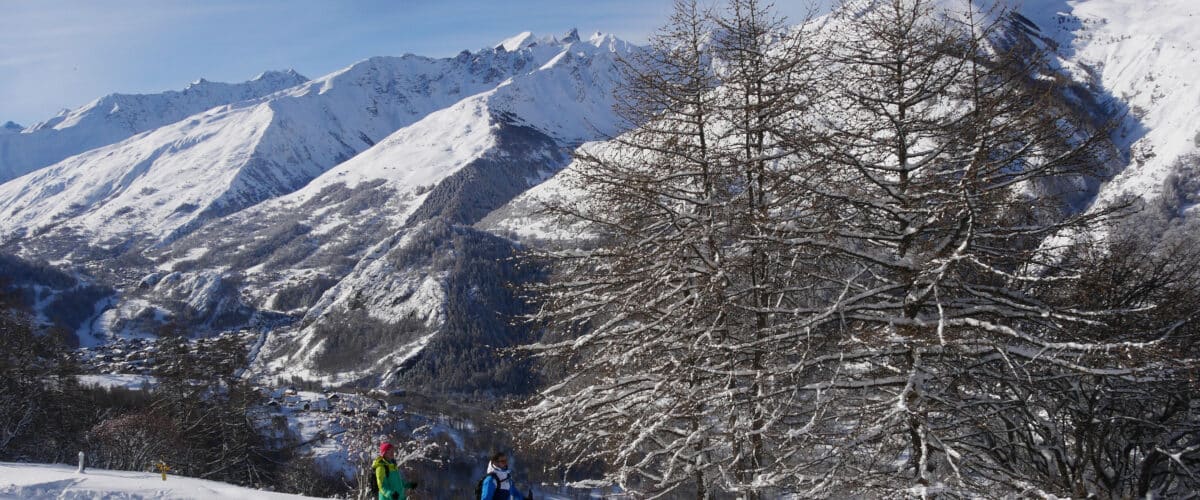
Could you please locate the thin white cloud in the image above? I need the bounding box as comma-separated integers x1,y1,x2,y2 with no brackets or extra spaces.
0,51,63,68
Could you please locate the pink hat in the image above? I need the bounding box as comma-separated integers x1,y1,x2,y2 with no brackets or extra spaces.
379,442,394,455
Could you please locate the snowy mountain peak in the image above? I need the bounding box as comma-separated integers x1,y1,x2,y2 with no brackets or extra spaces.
0,28,632,252
492,29,629,54
181,69,307,94
0,70,311,183
496,31,537,52
0,121,21,134
587,30,627,50
253,68,306,83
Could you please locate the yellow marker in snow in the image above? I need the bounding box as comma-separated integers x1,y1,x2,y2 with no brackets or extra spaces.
156,461,170,481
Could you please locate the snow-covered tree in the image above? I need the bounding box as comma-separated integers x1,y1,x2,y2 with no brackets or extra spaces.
519,0,1199,497
518,0,822,496
752,0,1198,496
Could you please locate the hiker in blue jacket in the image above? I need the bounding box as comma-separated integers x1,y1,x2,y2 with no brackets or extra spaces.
479,452,527,500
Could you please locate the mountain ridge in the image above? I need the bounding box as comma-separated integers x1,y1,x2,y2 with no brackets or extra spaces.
0,32,632,259
0,70,309,184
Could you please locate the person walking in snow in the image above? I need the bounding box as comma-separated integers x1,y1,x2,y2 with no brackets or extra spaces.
373,442,415,500
478,452,528,500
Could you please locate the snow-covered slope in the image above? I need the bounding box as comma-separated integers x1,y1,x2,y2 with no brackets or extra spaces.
1018,0,1200,204
478,141,608,243
0,58,493,252
0,31,631,262
0,70,308,184
160,32,631,382
0,30,633,378
149,28,628,285
0,462,319,500
135,94,506,333
253,220,538,390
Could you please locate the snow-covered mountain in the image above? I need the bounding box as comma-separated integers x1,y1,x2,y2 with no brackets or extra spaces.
0,70,308,184
0,29,633,389
157,31,631,387
0,30,630,261
1016,0,1200,208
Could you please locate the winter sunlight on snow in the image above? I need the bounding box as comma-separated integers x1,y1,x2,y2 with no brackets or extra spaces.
1,1,1198,498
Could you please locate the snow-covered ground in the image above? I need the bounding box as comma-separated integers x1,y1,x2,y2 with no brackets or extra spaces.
1020,0,1200,204
478,140,609,242
75,374,159,391
0,462,320,500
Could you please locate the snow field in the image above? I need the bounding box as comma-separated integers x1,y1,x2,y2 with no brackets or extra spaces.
0,462,321,500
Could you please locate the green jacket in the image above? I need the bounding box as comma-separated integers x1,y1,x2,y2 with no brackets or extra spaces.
372,456,406,500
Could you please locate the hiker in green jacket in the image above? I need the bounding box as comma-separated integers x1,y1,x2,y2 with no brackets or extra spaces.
373,442,416,500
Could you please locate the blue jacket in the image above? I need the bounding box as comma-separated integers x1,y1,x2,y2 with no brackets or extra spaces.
481,472,525,500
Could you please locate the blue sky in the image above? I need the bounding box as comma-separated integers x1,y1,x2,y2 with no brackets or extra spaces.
0,1,823,126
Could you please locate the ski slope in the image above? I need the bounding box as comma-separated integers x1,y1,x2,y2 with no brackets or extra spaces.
0,462,320,500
